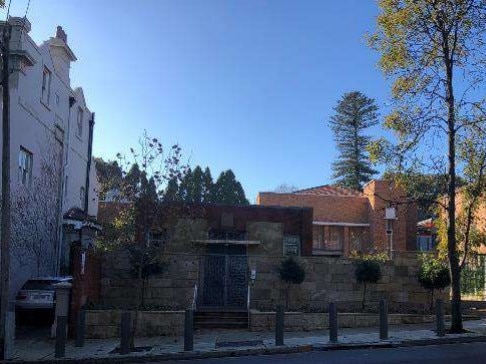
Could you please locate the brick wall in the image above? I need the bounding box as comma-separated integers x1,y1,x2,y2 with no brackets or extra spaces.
70,245,102,333
258,180,418,255
258,193,369,223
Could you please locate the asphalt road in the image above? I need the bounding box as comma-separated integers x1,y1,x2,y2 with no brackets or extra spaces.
157,342,486,363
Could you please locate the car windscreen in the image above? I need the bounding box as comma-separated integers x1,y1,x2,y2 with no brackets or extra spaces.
21,280,58,290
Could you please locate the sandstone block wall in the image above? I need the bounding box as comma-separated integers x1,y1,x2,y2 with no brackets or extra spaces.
85,310,184,339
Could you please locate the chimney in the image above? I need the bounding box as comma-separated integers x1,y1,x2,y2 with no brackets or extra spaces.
56,26,67,43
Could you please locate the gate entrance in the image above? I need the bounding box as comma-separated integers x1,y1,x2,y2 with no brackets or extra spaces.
201,245,248,308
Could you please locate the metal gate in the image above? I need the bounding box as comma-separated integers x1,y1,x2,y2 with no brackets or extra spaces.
462,254,486,300
200,246,248,308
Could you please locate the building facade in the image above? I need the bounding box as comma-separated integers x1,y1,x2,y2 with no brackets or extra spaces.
0,17,98,294
257,180,418,257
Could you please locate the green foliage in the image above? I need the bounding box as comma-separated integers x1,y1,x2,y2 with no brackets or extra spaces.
279,256,306,309
369,0,486,331
329,91,379,191
165,166,250,205
94,157,124,200
417,254,451,292
353,254,383,309
211,169,249,205
354,259,382,285
128,243,168,280
279,257,306,285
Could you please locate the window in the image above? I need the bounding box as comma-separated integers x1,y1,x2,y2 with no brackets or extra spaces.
417,235,435,251
80,186,85,205
283,235,301,256
76,107,83,138
55,93,60,106
349,227,370,252
313,225,344,252
41,66,51,105
18,147,33,187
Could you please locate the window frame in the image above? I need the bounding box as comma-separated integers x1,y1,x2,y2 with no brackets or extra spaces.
18,147,33,187
41,66,52,106
312,225,345,253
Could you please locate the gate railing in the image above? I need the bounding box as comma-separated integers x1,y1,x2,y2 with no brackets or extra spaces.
192,284,198,311
247,284,251,328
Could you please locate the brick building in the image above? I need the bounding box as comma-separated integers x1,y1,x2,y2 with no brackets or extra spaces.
257,179,417,257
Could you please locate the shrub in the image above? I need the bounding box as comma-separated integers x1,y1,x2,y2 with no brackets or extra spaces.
278,256,306,309
354,256,383,309
418,254,451,309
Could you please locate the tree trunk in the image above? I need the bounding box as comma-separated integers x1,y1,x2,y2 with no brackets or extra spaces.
362,283,367,310
444,46,463,333
285,282,291,310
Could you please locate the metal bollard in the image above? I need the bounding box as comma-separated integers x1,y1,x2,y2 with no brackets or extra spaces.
379,299,388,340
436,299,445,337
4,301,15,360
275,305,284,346
55,316,68,358
75,310,86,347
184,309,194,351
329,302,338,343
120,311,132,355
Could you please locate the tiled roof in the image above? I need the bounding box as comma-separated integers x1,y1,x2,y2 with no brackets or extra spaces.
292,185,363,197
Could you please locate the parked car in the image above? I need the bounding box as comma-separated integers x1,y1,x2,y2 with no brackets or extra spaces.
15,277,72,312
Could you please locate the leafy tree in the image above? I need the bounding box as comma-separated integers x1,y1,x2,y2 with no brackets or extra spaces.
418,254,451,310
353,254,383,309
177,166,214,203
368,0,486,333
163,177,180,203
273,184,299,193
211,170,249,205
99,131,187,349
329,91,379,190
382,172,466,221
94,158,123,200
278,257,306,309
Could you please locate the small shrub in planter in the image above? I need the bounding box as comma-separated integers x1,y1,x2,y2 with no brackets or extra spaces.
418,253,451,310
278,256,306,310
353,253,384,309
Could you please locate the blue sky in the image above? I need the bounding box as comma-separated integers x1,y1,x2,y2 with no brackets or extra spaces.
2,0,393,202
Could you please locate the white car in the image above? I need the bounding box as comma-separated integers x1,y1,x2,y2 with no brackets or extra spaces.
15,277,72,311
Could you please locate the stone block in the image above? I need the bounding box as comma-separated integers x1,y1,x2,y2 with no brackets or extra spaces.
338,314,356,328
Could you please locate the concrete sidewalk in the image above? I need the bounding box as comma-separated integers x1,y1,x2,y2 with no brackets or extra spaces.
10,319,486,363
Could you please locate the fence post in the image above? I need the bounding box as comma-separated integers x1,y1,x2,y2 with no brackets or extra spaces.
75,310,86,347
120,311,132,355
379,299,388,340
184,309,194,351
53,283,71,358
275,305,284,346
55,316,68,358
329,302,338,343
436,299,445,337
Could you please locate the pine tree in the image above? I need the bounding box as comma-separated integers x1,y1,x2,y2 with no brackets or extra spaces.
329,91,378,190
212,170,249,205
163,177,180,202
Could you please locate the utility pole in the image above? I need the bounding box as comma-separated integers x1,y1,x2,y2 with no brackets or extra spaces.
0,23,11,360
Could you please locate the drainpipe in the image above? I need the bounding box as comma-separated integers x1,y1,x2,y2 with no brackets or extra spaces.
84,112,94,214
80,112,95,246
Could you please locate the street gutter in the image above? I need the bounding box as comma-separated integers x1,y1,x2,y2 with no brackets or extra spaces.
6,335,486,364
